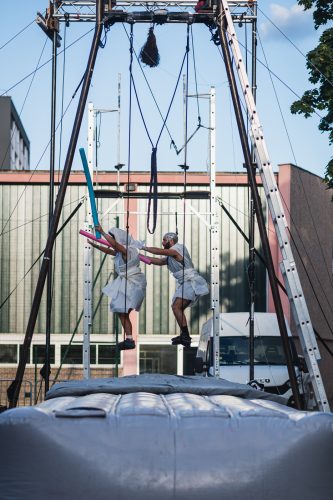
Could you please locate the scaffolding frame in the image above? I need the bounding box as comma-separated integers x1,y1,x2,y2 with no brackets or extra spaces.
84,89,220,377
8,1,330,412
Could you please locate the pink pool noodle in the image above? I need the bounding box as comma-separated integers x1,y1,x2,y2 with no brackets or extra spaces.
79,229,152,265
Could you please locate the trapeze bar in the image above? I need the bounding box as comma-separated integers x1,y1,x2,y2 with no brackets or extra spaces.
94,189,210,199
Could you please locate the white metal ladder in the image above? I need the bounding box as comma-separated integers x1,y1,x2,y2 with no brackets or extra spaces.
220,0,330,412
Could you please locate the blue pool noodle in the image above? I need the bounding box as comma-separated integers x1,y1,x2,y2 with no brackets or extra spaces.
79,148,101,239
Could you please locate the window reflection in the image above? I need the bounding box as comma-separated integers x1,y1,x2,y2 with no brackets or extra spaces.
219,336,297,366
140,345,177,374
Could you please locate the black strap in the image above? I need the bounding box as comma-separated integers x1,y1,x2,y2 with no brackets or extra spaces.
147,147,158,234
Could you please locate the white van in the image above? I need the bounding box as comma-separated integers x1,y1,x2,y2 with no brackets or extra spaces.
196,312,311,407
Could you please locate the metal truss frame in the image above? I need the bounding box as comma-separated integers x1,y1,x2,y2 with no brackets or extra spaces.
50,0,256,23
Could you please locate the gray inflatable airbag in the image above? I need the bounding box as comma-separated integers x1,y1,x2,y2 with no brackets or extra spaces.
1,375,332,500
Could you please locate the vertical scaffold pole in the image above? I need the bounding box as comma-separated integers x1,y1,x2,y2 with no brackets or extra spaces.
117,73,121,168
183,74,187,167
209,87,220,378
83,103,95,379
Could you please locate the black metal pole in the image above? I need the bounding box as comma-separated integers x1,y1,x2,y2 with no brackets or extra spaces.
44,27,58,394
114,215,120,377
216,2,302,408
248,1,257,382
7,0,104,408
248,194,255,381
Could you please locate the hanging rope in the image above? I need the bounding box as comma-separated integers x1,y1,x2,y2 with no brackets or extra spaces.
1,27,94,98
95,111,102,189
122,24,179,155
258,6,333,88
211,22,327,124
122,23,135,330
0,17,36,51
51,20,69,355
181,24,191,307
191,25,201,128
129,25,190,233
175,26,213,156
58,20,67,180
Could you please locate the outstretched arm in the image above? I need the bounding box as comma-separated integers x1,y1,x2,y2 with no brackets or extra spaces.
88,240,116,256
95,224,127,258
143,245,182,262
148,257,168,266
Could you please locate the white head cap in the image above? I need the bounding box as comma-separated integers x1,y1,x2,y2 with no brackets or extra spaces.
163,232,178,243
108,227,142,248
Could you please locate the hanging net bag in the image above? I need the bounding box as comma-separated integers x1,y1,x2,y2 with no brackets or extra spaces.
139,26,160,68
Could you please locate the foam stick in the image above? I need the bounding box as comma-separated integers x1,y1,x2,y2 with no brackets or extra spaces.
79,147,101,239
80,229,112,248
80,229,152,265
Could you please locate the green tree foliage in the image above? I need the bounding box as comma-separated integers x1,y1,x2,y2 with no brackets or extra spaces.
290,1,333,190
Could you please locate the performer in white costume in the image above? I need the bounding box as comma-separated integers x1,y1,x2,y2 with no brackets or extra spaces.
143,232,208,347
88,225,146,351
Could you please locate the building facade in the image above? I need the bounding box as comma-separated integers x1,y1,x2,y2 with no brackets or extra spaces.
271,164,333,403
0,96,30,171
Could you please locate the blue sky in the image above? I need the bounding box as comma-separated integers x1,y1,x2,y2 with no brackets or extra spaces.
0,1,331,178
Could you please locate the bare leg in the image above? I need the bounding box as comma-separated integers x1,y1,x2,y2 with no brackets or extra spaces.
117,310,135,350
171,298,191,329
118,311,133,337
171,298,192,347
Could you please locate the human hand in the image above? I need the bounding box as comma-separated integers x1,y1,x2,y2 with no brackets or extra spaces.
95,224,103,234
136,240,145,250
